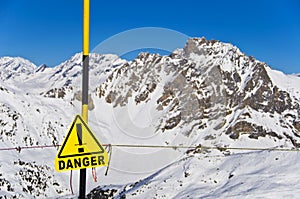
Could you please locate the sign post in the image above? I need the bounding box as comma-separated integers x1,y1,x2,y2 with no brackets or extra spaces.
55,1,108,198
80,0,90,198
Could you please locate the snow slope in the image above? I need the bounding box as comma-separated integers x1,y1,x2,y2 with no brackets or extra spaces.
88,151,300,198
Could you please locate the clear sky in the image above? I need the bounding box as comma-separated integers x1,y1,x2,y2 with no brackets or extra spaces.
0,0,299,74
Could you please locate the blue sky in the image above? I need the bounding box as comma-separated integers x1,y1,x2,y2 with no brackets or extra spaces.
0,0,299,74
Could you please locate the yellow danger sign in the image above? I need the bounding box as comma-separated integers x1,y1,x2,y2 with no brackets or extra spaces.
55,115,108,172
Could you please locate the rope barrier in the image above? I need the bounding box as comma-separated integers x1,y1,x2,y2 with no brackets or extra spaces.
0,144,61,152
70,170,74,195
91,168,97,182
1,142,299,195
109,144,300,152
0,143,299,152
105,144,112,176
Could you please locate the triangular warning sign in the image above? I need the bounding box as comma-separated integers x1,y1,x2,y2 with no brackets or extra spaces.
55,115,108,172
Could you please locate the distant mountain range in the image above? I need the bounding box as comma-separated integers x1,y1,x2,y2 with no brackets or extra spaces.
0,38,300,198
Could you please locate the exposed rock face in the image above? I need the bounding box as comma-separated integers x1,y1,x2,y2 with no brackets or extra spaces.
96,38,300,147
42,87,69,99
73,90,95,110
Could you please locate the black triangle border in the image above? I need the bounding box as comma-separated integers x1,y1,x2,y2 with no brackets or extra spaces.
57,115,105,158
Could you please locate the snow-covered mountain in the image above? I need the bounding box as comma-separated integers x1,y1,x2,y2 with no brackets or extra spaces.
0,38,300,198
0,56,36,81
96,38,300,149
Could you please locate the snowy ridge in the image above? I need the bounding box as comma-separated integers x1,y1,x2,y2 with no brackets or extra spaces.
0,56,36,81
0,37,300,198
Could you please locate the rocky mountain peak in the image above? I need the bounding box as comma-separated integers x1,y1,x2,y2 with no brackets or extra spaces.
182,37,238,58
36,64,49,73
95,38,300,147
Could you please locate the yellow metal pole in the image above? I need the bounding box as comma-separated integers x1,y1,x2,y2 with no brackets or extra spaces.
79,0,89,198
82,0,90,122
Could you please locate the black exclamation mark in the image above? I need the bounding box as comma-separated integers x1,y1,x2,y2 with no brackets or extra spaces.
76,124,84,153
